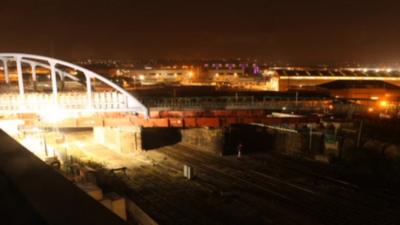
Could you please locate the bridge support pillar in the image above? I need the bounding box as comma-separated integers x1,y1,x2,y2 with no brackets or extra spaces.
2,59,9,84
16,56,24,95
85,73,92,109
60,72,65,91
49,62,58,101
93,126,142,153
31,63,37,91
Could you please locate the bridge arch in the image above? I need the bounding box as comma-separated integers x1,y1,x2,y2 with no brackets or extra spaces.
0,53,148,117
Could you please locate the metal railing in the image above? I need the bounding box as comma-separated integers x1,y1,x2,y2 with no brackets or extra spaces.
140,96,329,112
0,92,138,113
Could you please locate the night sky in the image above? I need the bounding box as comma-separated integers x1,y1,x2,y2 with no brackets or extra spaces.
1,0,400,64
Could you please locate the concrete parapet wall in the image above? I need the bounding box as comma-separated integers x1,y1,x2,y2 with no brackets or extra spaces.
0,130,127,225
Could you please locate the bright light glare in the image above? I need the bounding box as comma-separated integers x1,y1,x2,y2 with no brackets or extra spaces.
20,135,46,159
0,120,24,136
40,105,68,123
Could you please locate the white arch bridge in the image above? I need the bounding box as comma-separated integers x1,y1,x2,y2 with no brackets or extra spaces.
0,53,148,118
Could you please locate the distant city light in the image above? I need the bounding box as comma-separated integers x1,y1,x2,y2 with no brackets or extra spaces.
264,70,275,76
379,100,388,108
139,75,145,81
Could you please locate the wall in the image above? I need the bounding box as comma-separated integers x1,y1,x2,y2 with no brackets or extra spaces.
180,128,225,155
94,126,142,153
180,125,324,157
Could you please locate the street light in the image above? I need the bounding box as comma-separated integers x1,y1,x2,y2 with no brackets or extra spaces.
378,100,390,114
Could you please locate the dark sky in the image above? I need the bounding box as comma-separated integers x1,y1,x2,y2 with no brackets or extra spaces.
0,0,400,64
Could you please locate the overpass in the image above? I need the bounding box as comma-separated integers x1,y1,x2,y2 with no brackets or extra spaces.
273,68,400,91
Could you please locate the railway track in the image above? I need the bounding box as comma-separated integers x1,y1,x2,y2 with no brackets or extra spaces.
145,154,283,225
246,152,400,207
114,159,272,225
162,145,399,225
154,148,312,225
97,144,399,225
121,167,213,225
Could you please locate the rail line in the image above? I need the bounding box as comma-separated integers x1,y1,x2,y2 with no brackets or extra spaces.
163,145,398,225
